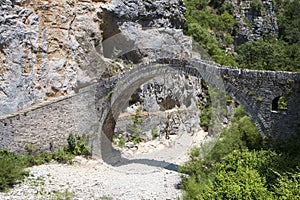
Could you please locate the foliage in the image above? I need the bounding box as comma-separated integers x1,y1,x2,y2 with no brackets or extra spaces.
118,138,125,148
184,0,300,72
276,0,300,45
151,127,159,140
0,134,91,191
131,107,144,125
250,0,263,12
237,38,300,71
127,108,144,144
52,148,75,164
200,107,212,131
274,172,300,199
66,134,91,157
127,124,143,144
0,150,29,192
278,96,288,110
237,0,300,72
204,106,262,162
184,0,236,66
180,106,300,199
100,196,113,200
50,189,75,200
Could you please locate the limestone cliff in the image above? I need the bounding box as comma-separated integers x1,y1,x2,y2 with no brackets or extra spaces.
0,0,198,152
230,0,278,45
0,0,108,115
0,0,191,116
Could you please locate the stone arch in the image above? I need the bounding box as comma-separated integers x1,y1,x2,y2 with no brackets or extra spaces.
98,58,272,160
100,64,193,160
272,96,288,111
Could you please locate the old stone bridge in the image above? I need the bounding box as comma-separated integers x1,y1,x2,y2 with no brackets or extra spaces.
1,57,300,158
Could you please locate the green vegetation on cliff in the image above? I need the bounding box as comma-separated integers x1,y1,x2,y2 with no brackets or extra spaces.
184,0,300,71
184,0,236,66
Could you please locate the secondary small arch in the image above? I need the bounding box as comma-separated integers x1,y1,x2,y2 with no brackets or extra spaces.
272,96,288,111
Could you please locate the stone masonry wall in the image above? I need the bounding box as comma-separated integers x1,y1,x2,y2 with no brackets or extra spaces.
0,84,99,153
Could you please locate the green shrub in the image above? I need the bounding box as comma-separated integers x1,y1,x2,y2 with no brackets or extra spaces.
0,134,91,191
181,105,300,199
214,168,272,199
278,96,288,110
200,107,212,131
66,133,91,157
131,108,143,125
50,189,75,200
250,0,263,12
100,196,113,200
67,134,76,154
151,127,159,140
274,172,300,198
24,152,53,167
52,148,75,164
127,125,143,144
0,150,29,192
118,138,125,148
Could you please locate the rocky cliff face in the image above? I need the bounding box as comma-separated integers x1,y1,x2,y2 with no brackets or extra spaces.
0,0,108,115
0,0,191,116
0,0,201,149
231,0,278,45
114,73,204,145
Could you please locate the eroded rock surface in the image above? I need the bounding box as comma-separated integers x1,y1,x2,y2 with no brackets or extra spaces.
0,0,107,115
231,0,278,45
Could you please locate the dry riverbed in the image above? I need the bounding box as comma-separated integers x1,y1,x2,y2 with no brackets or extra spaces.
0,131,210,200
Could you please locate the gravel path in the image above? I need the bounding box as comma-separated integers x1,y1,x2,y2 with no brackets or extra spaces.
0,131,209,200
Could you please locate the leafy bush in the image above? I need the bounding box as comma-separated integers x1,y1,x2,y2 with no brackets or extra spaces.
250,0,263,12
180,106,300,199
66,133,91,157
274,172,300,199
0,133,91,191
52,148,75,164
278,96,288,110
127,124,143,144
184,0,236,66
0,150,29,192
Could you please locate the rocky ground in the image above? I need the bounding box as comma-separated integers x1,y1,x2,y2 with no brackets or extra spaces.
0,130,210,200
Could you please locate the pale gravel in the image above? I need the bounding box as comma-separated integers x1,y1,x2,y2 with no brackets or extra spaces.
0,131,209,200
